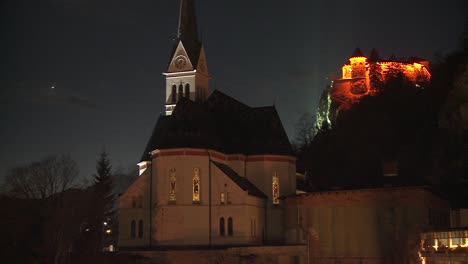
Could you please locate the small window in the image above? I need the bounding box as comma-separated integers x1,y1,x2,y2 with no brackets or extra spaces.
219,217,225,236
185,83,190,98
227,192,231,204
132,197,136,208
138,220,143,238
130,220,136,239
171,85,177,103
220,193,225,204
228,217,233,236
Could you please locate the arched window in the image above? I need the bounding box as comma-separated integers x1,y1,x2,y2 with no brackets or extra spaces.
138,220,143,238
272,173,280,205
185,83,190,98
169,169,176,202
171,84,177,103
178,84,183,101
130,220,136,239
228,217,233,236
193,168,200,202
219,217,225,236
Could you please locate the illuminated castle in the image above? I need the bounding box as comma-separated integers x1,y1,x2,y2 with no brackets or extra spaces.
316,48,431,128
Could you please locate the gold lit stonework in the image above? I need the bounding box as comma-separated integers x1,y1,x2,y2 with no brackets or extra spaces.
193,167,200,202
272,173,279,204
169,169,176,202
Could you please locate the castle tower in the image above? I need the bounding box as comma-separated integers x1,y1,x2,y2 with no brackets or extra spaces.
164,0,210,115
349,48,367,79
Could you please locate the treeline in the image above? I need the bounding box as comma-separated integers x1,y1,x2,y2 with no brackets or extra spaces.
295,19,468,205
0,152,137,264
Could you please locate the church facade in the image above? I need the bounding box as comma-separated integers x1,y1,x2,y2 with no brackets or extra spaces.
118,0,296,249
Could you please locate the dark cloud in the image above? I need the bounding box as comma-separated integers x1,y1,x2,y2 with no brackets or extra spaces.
32,94,100,110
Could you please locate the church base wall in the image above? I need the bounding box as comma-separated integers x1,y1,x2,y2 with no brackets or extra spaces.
120,245,307,264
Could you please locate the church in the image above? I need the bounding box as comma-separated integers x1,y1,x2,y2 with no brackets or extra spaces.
117,1,453,264
118,0,297,249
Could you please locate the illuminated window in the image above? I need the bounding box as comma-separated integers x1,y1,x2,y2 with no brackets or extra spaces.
185,83,190,98
169,169,176,202
193,168,200,202
138,220,143,238
272,173,280,204
171,85,177,103
227,192,232,204
228,217,233,236
178,84,183,101
220,192,225,204
219,217,225,236
130,220,136,239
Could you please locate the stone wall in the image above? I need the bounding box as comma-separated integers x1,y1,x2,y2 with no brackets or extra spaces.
123,245,307,264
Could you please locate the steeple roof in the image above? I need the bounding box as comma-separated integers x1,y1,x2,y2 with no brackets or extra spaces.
178,0,199,43
351,48,365,58
168,0,202,69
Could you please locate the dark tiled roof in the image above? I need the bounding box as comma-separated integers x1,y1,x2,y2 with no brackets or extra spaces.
351,48,365,58
140,90,293,161
212,161,267,199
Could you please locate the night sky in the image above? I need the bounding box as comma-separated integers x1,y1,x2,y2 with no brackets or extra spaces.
1,0,467,181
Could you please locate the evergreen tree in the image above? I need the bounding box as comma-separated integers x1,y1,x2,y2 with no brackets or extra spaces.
78,150,114,252
94,150,114,250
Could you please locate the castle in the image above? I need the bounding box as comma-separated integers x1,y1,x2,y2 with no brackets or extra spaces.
315,48,431,129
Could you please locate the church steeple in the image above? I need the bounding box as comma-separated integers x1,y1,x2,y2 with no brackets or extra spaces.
178,0,199,43
163,0,209,116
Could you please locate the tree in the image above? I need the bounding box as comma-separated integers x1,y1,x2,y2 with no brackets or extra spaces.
1,155,90,264
80,150,115,252
293,113,316,151
3,155,79,199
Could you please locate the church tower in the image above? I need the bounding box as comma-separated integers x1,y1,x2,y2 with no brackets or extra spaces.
164,0,209,115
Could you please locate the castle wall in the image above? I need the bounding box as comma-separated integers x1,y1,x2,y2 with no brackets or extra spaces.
283,187,449,264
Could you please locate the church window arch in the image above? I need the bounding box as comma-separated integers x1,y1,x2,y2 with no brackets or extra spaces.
171,84,177,103
272,173,280,205
178,84,183,101
193,168,200,202
228,217,233,236
169,169,176,202
219,217,225,236
138,220,143,238
130,220,136,239
185,83,190,98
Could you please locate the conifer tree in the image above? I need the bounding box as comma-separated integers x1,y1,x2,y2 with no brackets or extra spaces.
83,150,114,252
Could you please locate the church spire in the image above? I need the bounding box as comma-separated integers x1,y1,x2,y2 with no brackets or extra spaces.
177,0,199,43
